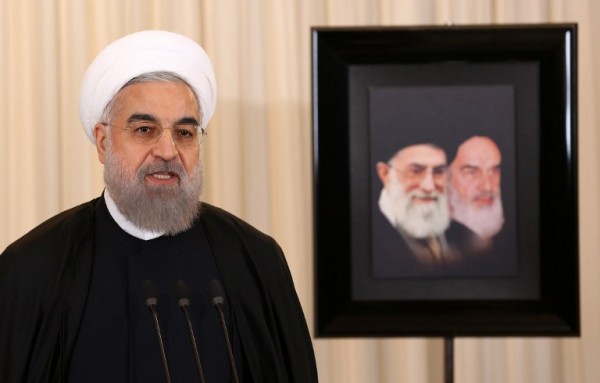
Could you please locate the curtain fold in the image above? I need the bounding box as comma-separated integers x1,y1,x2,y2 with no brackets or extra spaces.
1,1,598,382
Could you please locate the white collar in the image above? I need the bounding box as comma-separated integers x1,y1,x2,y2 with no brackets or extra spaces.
103,189,164,241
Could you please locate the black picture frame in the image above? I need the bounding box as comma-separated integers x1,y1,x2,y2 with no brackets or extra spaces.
312,24,579,337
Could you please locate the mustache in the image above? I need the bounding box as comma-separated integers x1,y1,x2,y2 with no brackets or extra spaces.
138,160,186,179
472,191,498,201
408,190,442,200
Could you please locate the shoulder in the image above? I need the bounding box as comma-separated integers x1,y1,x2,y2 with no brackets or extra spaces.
446,220,477,243
199,203,279,251
1,199,98,269
198,203,290,280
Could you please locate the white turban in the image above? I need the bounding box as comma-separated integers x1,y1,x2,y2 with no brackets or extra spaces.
79,30,217,143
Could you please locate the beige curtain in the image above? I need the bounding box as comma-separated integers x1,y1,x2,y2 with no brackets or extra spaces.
1,0,599,382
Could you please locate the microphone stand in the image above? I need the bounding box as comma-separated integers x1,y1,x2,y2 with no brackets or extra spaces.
142,280,173,383
445,336,454,383
175,280,207,383
208,279,240,383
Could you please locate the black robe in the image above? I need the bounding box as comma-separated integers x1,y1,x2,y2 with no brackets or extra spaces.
0,198,318,383
371,207,516,278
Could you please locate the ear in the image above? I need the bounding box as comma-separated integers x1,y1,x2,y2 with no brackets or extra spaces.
94,123,109,164
376,161,391,185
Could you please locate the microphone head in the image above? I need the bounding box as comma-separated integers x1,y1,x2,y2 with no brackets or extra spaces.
208,279,225,306
175,280,191,308
141,280,158,307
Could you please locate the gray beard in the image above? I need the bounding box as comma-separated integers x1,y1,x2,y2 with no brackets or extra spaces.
103,141,203,236
385,174,450,239
448,187,504,239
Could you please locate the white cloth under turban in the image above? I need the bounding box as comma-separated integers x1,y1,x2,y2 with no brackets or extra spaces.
79,30,217,143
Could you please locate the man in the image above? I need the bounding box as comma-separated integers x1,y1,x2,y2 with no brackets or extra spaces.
0,30,317,382
448,135,504,248
373,143,472,273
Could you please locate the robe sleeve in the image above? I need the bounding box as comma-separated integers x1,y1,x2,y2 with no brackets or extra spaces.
201,204,318,382
0,201,95,383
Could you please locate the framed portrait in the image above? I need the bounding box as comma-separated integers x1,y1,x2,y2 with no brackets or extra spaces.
312,24,579,337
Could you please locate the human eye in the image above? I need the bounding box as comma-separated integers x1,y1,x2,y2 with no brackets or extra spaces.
407,165,425,177
174,124,198,140
432,166,447,177
130,121,160,136
461,166,479,178
489,166,501,179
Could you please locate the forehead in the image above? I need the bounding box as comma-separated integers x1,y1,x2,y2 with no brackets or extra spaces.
455,137,501,166
394,145,447,167
112,81,200,118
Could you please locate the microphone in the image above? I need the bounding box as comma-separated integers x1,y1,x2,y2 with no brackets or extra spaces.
175,280,206,383
141,280,172,383
208,279,240,383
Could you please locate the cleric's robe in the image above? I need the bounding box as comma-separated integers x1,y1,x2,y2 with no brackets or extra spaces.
0,197,317,383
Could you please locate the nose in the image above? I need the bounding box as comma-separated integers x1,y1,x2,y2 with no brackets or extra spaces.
480,173,493,192
419,171,436,192
151,129,179,161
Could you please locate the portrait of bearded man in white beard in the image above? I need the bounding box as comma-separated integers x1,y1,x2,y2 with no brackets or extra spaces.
448,136,504,246
376,143,463,264
382,155,450,239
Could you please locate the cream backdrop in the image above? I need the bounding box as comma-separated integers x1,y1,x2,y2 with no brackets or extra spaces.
0,1,598,382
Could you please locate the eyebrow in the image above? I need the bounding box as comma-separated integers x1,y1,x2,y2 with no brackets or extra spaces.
127,113,158,123
460,163,501,171
407,163,447,169
127,113,200,126
177,117,200,125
